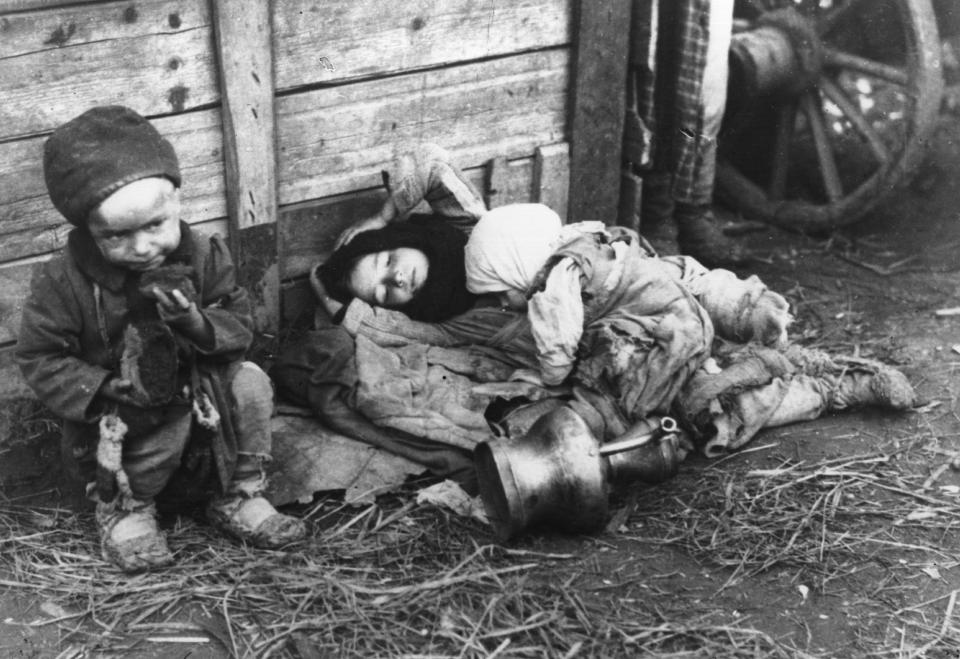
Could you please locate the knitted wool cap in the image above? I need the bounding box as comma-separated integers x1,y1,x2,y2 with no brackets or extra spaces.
319,215,476,322
43,105,181,226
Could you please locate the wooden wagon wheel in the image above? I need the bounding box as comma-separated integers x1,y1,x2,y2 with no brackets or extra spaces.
716,0,943,232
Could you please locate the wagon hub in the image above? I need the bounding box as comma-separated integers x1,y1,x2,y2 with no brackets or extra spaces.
730,7,824,97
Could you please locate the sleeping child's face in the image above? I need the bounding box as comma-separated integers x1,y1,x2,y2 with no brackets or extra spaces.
87,177,182,272
348,247,429,307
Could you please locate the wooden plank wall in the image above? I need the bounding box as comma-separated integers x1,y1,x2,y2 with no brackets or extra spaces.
0,0,577,395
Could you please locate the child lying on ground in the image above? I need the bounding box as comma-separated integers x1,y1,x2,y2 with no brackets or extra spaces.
463,207,916,456
16,106,305,573
309,142,915,459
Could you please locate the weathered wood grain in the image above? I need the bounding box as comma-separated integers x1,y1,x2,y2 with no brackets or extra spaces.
277,49,568,205
533,142,570,221
1,48,567,265
1,0,570,139
0,0,100,14
484,156,511,209
212,0,280,335
0,0,218,138
212,0,277,233
280,192,388,283
271,0,571,90
568,0,631,225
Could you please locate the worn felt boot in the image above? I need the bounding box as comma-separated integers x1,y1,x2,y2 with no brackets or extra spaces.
207,465,306,549
675,204,749,268
97,498,174,573
782,344,916,412
831,368,916,411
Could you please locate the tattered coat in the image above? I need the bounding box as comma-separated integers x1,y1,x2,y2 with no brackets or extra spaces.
16,223,253,492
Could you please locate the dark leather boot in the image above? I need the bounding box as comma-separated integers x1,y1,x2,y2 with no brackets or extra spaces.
675,203,750,268
639,172,679,256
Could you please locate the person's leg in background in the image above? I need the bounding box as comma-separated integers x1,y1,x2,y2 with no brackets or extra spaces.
674,0,747,267
642,0,748,267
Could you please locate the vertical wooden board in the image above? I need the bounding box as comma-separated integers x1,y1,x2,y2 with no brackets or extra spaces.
211,0,279,336
484,157,511,209
0,0,218,138
485,158,536,210
568,0,631,225
211,0,277,232
271,0,572,90
533,142,570,221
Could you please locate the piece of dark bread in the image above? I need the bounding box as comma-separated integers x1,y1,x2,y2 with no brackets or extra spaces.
138,263,197,303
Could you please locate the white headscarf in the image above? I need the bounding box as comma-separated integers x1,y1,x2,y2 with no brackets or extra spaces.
464,203,563,294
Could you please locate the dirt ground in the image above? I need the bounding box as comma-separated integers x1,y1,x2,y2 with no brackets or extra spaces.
2,107,960,659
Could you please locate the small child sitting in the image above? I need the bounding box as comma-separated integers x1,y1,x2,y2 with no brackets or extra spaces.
16,105,305,572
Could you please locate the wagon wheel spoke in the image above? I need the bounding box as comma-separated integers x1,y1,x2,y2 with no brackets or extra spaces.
818,0,873,36
769,100,797,200
800,90,843,202
823,47,910,86
720,0,941,230
818,75,892,166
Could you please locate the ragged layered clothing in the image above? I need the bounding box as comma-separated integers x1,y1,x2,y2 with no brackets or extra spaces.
519,225,714,428
280,142,912,472
16,222,256,498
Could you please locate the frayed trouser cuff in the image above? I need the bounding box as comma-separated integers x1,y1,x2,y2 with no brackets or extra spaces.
230,453,272,497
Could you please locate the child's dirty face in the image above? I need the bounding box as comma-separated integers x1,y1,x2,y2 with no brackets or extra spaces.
348,247,429,307
88,177,182,271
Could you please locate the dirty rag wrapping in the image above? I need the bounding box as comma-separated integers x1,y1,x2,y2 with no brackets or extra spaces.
274,328,475,492
275,236,799,472
272,319,579,491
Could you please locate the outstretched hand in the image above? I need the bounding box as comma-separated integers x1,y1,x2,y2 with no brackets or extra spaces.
333,197,399,250
333,215,388,251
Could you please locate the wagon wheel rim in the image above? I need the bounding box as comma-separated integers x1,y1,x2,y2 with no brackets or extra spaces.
717,0,943,232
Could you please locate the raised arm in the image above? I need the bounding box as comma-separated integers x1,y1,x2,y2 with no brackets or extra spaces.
335,143,487,249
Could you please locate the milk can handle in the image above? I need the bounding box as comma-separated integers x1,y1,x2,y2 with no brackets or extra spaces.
598,416,678,456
